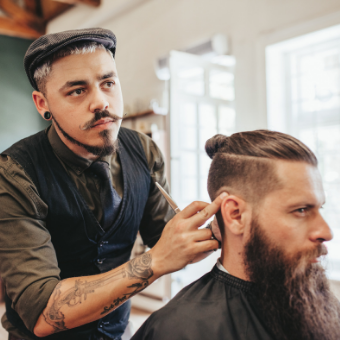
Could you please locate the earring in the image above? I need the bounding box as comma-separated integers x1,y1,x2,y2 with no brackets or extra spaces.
43,111,52,120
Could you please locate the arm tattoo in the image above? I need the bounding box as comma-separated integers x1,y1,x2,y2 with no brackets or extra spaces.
43,253,153,333
101,253,153,315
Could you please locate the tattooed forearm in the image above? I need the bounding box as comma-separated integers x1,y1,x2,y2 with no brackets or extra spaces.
43,268,126,333
42,283,67,333
42,253,154,333
101,253,154,315
126,253,153,280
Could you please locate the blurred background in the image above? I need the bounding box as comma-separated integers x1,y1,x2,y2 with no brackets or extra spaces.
1,0,340,337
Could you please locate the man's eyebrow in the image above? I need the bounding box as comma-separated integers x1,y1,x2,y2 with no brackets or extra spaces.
98,71,117,80
287,202,325,209
59,72,117,92
59,80,88,92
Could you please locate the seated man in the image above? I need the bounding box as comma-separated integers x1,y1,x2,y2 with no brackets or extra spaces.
132,130,340,340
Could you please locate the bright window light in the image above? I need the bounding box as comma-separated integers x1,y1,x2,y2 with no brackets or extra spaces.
266,24,340,280
169,51,236,294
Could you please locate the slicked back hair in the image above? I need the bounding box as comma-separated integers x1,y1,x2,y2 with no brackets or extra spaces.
206,130,317,210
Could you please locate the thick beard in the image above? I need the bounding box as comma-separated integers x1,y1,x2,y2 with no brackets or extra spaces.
244,219,340,340
53,110,119,157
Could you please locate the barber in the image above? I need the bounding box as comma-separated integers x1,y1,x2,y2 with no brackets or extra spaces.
0,28,221,340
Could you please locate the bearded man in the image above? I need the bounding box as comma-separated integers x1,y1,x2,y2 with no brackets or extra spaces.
0,28,222,340
132,130,340,340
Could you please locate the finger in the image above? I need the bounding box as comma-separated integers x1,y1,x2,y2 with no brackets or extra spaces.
191,228,213,242
211,218,222,242
190,250,214,264
189,192,228,229
192,239,219,254
178,201,209,219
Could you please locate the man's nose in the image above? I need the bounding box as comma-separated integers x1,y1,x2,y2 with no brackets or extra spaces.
89,88,109,112
310,213,333,243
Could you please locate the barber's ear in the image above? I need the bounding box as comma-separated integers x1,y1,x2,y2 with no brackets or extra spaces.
32,91,50,118
220,196,250,236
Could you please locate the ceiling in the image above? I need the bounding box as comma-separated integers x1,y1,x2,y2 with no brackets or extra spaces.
0,0,101,39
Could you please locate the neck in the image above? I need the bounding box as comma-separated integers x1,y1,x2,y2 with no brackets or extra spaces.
220,237,249,281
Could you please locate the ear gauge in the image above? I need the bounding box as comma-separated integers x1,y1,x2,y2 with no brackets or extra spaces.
43,111,52,120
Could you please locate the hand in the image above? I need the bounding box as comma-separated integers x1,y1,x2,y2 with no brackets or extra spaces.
150,192,227,277
211,217,222,242
190,217,222,263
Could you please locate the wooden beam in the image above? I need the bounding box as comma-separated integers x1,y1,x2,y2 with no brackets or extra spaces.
40,1,73,22
53,0,100,7
0,17,42,39
0,0,44,33
24,0,39,15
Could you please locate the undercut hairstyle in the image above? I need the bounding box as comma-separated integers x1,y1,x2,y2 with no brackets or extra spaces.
206,130,317,205
33,41,114,95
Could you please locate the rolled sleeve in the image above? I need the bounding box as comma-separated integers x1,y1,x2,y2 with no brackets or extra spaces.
0,155,60,332
137,133,175,248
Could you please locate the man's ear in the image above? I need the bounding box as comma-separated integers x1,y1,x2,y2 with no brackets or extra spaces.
220,196,250,236
32,91,49,119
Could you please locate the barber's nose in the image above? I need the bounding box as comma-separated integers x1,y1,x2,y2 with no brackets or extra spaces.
310,213,333,243
89,88,109,112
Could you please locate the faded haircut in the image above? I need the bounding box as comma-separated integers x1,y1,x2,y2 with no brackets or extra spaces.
206,130,317,204
33,41,114,95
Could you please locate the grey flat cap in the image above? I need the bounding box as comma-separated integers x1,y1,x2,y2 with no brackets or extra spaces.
24,27,117,91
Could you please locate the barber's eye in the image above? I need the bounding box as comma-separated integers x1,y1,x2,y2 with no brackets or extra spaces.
104,81,115,88
296,208,306,213
69,88,84,96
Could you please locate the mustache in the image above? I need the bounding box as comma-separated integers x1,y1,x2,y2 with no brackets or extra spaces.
313,243,328,258
300,243,328,262
320,243,328,256
80,110,123,131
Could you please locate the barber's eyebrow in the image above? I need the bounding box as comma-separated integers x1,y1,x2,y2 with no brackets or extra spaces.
59,80,88,92
99,71,117,80
59,72,118,92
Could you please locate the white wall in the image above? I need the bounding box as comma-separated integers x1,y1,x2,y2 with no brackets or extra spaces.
48,0,340,132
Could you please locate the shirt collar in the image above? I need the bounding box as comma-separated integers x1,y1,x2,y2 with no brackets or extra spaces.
216,258,230,274
47,124,112,175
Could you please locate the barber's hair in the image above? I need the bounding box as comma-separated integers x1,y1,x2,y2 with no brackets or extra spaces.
206,130,317,204
33,41,114,95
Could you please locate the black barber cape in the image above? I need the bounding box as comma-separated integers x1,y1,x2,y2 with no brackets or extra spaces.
132,265,274,340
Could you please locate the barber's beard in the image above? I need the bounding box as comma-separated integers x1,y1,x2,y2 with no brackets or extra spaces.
53,110,121,157
244,219,340,340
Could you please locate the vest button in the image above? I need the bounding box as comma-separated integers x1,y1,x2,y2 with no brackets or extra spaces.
99,241,108,247
97,259,103,264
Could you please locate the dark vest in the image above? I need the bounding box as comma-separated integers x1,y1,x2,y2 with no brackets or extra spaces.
2,127,151,340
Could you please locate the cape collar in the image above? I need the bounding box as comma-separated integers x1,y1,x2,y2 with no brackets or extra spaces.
212,264,255,293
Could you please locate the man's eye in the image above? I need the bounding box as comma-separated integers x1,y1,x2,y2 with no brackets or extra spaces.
69,88,84,96
103,81,115,88
296,208,307,214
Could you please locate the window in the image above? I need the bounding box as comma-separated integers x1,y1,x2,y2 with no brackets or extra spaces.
169,51,235,294
266,24,340,280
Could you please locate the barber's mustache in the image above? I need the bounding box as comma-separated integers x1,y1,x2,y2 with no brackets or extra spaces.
80,110,123,131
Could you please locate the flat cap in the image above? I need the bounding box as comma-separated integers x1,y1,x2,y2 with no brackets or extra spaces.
24,27,117,91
